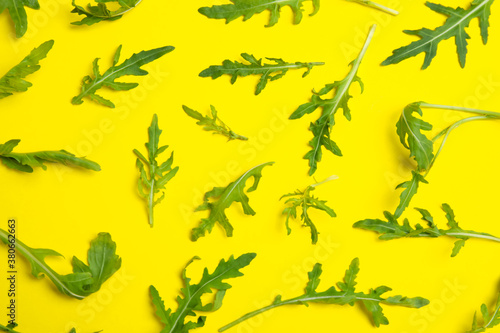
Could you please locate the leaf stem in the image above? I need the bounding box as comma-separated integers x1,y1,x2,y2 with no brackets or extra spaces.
310,175,339,188
347,0,399,15
446,232,500,243
420,103,500,118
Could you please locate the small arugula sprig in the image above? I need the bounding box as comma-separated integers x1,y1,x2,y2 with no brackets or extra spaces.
0,40,54,99
0,139,100,173
199,0,320,27
220,258,429,331
150,253,256,333
192,162,274,241
183,105,248,141
355,204,500,257
290,24,376,175
134,114,179,227
382,0,494,69
72,45,174,108
468,291,500,333
346,0,399,15
199,53,324,95
0,323,17,333
281,175,337,244
393,102,500,218
0,230,121,299
71,0,141,26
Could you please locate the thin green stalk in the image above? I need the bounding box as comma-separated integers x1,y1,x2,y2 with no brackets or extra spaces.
346,0,399,15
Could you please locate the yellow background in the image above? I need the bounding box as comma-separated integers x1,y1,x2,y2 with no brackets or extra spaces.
0,0,500,332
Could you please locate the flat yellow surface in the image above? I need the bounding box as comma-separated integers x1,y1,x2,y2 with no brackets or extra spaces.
0,0,500,332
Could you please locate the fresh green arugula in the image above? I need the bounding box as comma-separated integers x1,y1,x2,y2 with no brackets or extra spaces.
0,323,17,333
290,24,376,175
0,139,100,173
220,258,429,331
199,53,324,95
69,329,102,333
72,45,174,108
0,0,40,37
183,105,248,141
71,0,141,25
346,0,399,15
0,230,121,299
150,253,256,333
354,204,500,257
198,0,320,27
192,162,274,241
0,40,54,99
134,114,179,227
382,0,494,69
468,291,500,333
281,175,337,244
393,102,500,218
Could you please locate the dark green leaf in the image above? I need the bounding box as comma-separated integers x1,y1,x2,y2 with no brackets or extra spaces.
0,40,53,99
72,45,174,107
0,0,40,37
192,162,273,241
467,292,500,333
151,253,256,333
198,0,320,27
382,0,494,69
199,53,323,95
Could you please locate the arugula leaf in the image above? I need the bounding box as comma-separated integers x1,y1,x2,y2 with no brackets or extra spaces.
134,114,179,227
346,0,399,15
281,175,337,244
183,105,248,141
71,0,140,26
192,162,274,241
0,230,121,299
0,323,18,333
0,40,54,99
68,329,102,333
198,0,320,27
290,24,376,175
199,53,324,95
354,204,500,257
382,0,494,69
393,102,500,217
72,45,174,108
151,253,256,333
468,292,500,333
0,139,100,173
0,0,40,37
220,258,429,331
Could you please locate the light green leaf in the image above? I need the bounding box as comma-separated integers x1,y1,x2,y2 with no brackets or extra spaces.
192,162,274,241
394,171,428,218
198,0,320,27
0,40,53,99
151,253,256,333
382,0,494,69
134,114,179,227
71,0,140,26
0,0,40,37
199,53,323,95
219,258,429,331
72,45,174,107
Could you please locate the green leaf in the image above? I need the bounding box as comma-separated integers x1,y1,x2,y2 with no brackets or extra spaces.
192,162,274,241
289,24,375,175
354,204,500,257
0,0,40,37
396,102,434,172
183,105,248,141
382,0,494,69
134,114,179,227
0,323,18,333
199,53,324,95
0,40,54,99
219,258,429,332
0,230,121,299
467,292,500,333
151,253,256,333
394,170,428,218
281,176,337,244
71,0,140,26
0,139,100,173
72,45,174,107
198,0,320,27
